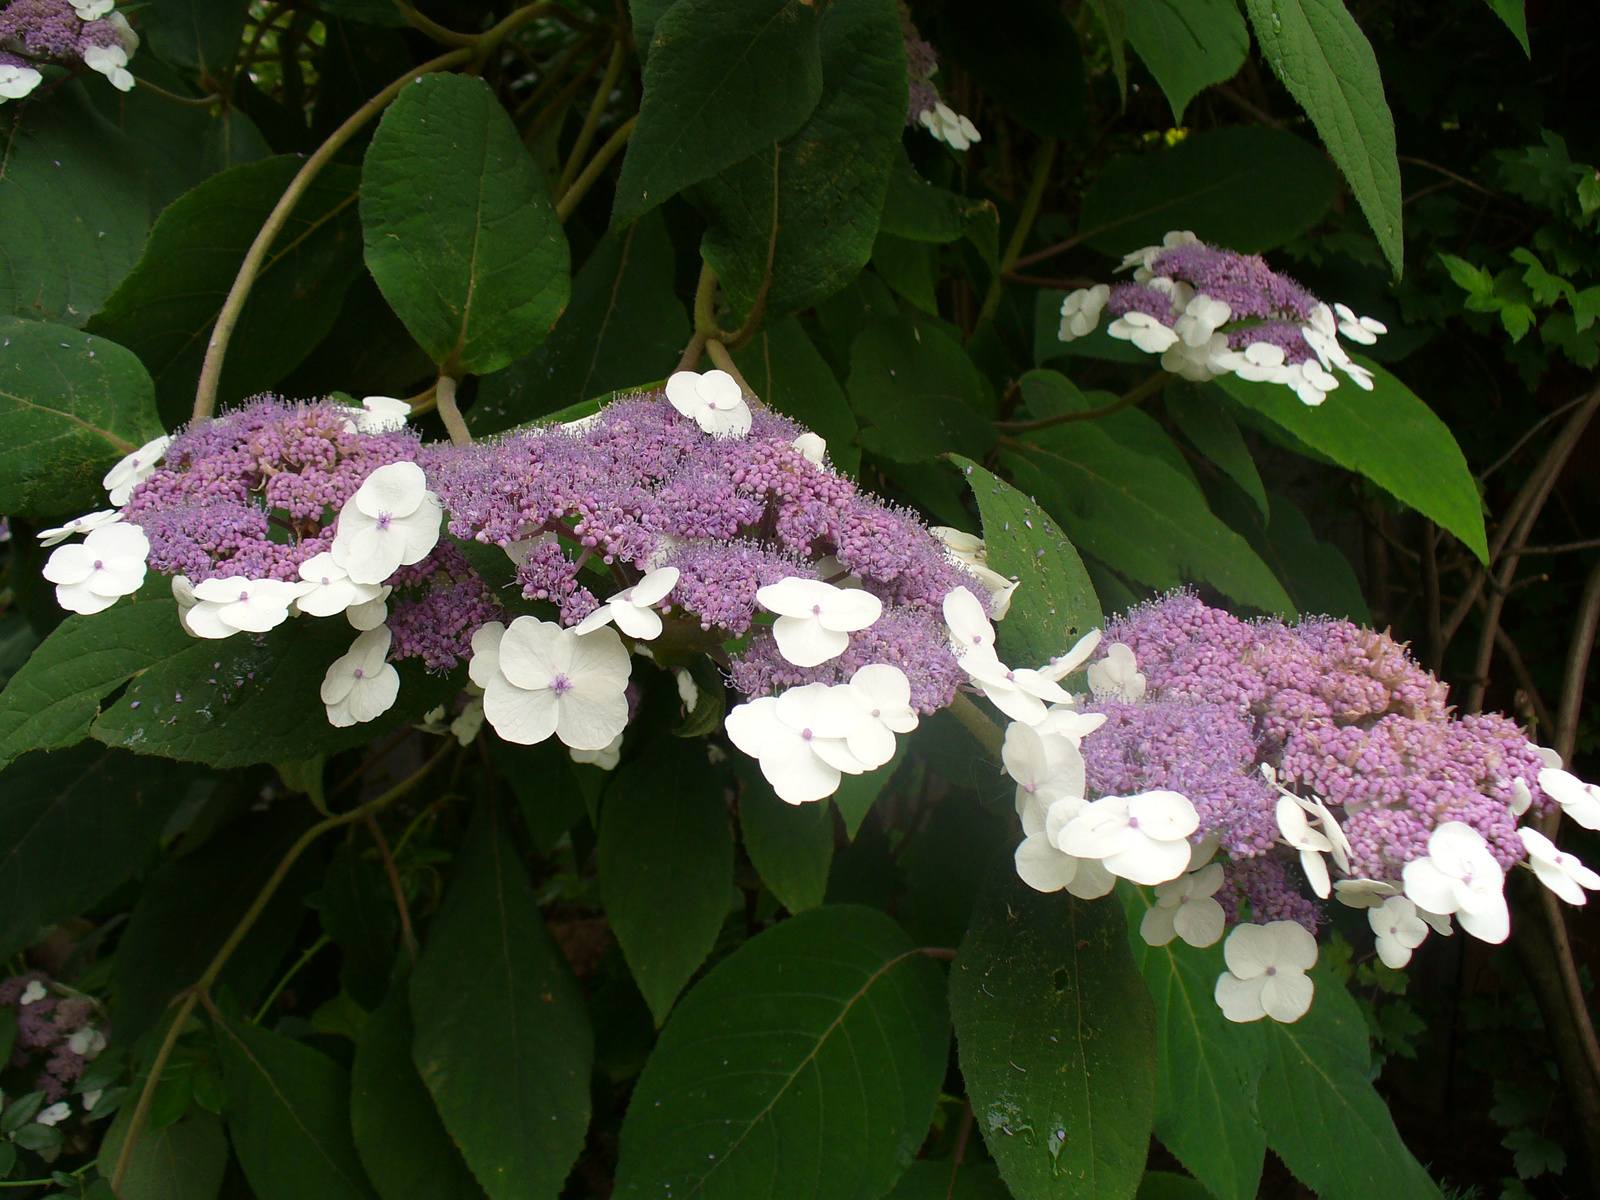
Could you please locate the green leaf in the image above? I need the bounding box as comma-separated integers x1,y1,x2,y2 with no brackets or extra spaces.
873,233,940,314
1137,1172,1222,1200
97,1106,229,1200
1212,361,1488,563
879,152,993,244
848,316,997,462
0,599,194,770
1257,967,1443,1199
732,316,862,477
91,603,457,767
1123,886,1267,1200
112,805,326,1043
950,869,1156,1200
86,156,364,426
833,747,904,844
1165,382,1268,519
1242,0,1403,274
614,904,949,1200
1000,423,1296,615
215,1014,379,1200
950,455,1102,671
141,0,248,75
311,844,400,1011
612,0,826,228
929,0,1086,139
693,0,908,317
0,745,195,961
0,319,163,518
469,212,687,435
490,737,588,854
410,801,593,1200
351,972,487,1200
362,74,570,376
885,1160,1012,1199
598,738,734,1023
1207,484,1371,624
1121,0,1249,123
1034,290,1148,368
631,0,678,62
737,759,833,914
1077,126,1339,257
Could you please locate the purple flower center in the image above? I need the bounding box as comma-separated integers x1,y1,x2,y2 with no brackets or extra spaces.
377,512,393,530
812,604,822,615
549,672,573,696
801,728,814,740
1265,966,1278,976
353,667,364,679
238,591,249,602
92,560,103,570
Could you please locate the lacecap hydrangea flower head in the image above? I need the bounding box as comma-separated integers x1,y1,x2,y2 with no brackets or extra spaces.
0,0,141,99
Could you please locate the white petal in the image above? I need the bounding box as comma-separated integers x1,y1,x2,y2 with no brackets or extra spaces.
483,675,560,745
772,615,849,667
554,680,630,751
942,586,995,651
1214,972,1268,1023
1101,833,1191,886
1015,834,1079,893
354,461,427,520
1258,971,1315,1023
611,602,664,640
468,622,506,689
1140,903,1178,946
760,733,842,804
1172,896,1226,948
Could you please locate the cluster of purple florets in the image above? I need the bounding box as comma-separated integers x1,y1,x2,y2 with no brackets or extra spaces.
899,3,940,125
0,0,125,67
0,972,101,1104
1081,593,1546,918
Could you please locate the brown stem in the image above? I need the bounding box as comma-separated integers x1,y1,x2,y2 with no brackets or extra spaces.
134,78,220,108
1543,884,1600,1083
946,1103,975,1200
1555,555,1600,766
366,813,418,964
675,330,709,374
434,374,472,446
107,992,200,1197
392,0,478,46
995,372,1169,434
553,113,636,222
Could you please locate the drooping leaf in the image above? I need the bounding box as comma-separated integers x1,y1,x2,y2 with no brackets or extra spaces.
489,737,588,854
950,869,1156,1200
97,1105,230,1200
1212,361,1488,563
885,1160,1012,1199
872,233,940,314
611,0,826,228
311,844,400,1010
362,74,570,376
732,316,862,477
410,801,593,1200
598,738,734,1023
1123,886,1268,1200
86,156,365,426
926,0,1086,139
113,805,325,1043
614,904,949,1200
878,152,994,245
351,972,487,1200
950,455,1102,670
737,758,833,914
1206,483,1371,624
1242,0,1403,273
693,0,908,318
1164,382,1268,519
848,316,996,462
215,1014,379,1200
0,318,164,518
470,211,687,435
1121,0,1249,123
1077,126,1340,257
141,0,249,75
1480,0,1530,55
0,745,196,961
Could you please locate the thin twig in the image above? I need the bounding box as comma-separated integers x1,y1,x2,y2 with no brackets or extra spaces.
513,31,599,121
706,339,753,396
995,371,1169,433
249,934,331,1023
1480,393,1589,482
977,138,1057,328
366,813,418,963
134,77,220,108
1555,556,1600,767
523,29,613,145
1398,155,1505,201
555,38,625,202
1523,537,1600,556
553,113,636,221
1541,885,1600,1090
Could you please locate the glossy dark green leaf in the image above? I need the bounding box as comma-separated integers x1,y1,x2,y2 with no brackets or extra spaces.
312,845,400,1010
951,456,1102,671
351,973,487,1200
1121,0,1249,123
113,806,324,1043
86,156,364,426
614,904,949,1200
849,316,996,461
1077,127,1339,257
1123,886,1267,1200
631,0,678,62
216,1014,378,1200
1480,0,1530,54
362,74,569,375
1206,484,1371,624
470,212,687,435
97,1105,229,1200
885,1160,1011,1199
410,801,592,1200
732,316,861,477
1018,372,1196,488
1212,361,1487,563
0,318,164,518
1242,0,1402,273
276,273,436,403
0,745,195,961
694,0,907,317
1258,967,1442,1199
951,870,1156,1200
738,760,833,914
928,0,1085,138
612,0,826,227
1165,382,1268,519
142,0,248,75
598,738,733,1022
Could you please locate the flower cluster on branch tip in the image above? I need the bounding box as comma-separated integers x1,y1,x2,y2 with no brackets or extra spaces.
0,0,140,99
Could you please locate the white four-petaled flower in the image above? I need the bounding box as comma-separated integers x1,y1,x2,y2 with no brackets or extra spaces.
1056,790,1199,886
103,434,171,505
36,509,123,548
1518,827,1600,906
74,0,116,18
0,63,43,101
1087,642,1146,701
1214,920,1318,1023
1538,767,1600,830
840,664,918,770
320,626,400,727
1107,311,1180,354
575,567,680,641
19,980,46,1005
1401,821,1510,943
665,369,752,438
470,618,631,750
42,522,149,614
919,101,980,151
757,577,882,667
1140,862,1226,948
34,1101,72,1128
185,576,303,639
1058,285,1110,341
1369,896,1429,968
1274,794,1350,899
295,551,386,618
83,43,134,91
331,462,442,585
725,691,859,804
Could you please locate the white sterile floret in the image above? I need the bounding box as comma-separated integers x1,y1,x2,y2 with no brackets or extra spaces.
1332,877,1400,909
841,664,918,770
1002,721,1085,820
19,980,47,1005
575,567,680,641
107,9,138,52
1174,293,1231,347
570,732,624,771
1511,778,1534,817
1283,359,1338,407
346,589,391,631
919,101,980,151
1117,230,1199,277
1087,642,1145,701
185,576,303,639
0,63,43,101
1401,820,1510,943
1218,341,1290,384
1274,794,1351,899
295,551,386,618
1038,629,1103,684
930,530,1019,618
1161,332,1230,382
42,522,149,614
104,434,171,506
1141,862,1226,948
82,43,134,91
1334,302,1387,345
36,509,122,548
1035,705,1108,743
331,461,443,585
1538,767,1600,830
1107,311,1180,354
665,369,752,438
959,644,1072,725
943,585,995,653
1214,920,1318,1024
35,1101,72,1128
1518,827,1600,906
67,1026,106,1059
1369,896,1429,968
792,432,827,465
1056,790,1200,886
74,0,116,18
1014,806,1116,899
470,618,631,750
725,691,863,805
356,396,411,433
1058,285,1110,341
320,626,400,727
757,577,882,668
